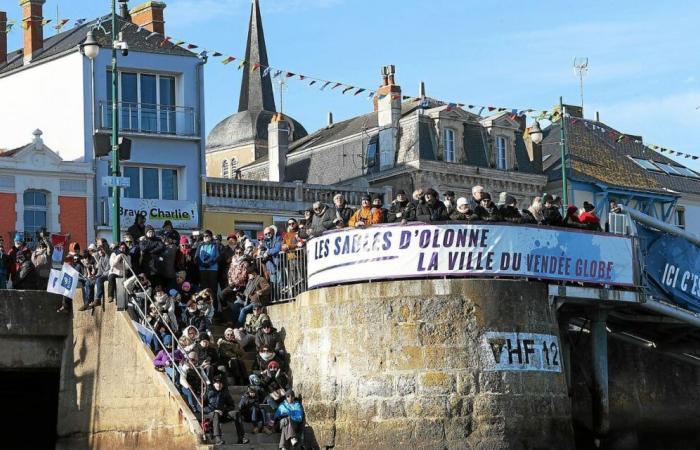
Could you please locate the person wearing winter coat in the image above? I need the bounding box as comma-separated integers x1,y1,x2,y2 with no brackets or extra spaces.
204,375,249,445
154,232,178,290
275,390,305,450
195,333,219,367
182,300,209,333
416,189,449,222
521,197,544,224
306,202,335,238
255,320,286,355
499,195,523,224
235,302,269,349
13,252,38,290
468,185,485,211
153,335,183,379
411,188,425,208
449,197,473,221
388,190,417,224
372,195,389,224
217,328,248,385
564,205,587,229
541,194,564,227
332,193,354,228
8,233,31,287
108,242,128,302
127,213,146,241
139,225,165,284
443,191,457,217
239,386,266,433
0,238,10,290
254,345,284,373
195,230,220,295
472,193,502,222
349,196,382,228
78,250,98,310
93,245,111,304
31,236,52,289
579,202,602,231
260,360,290,406
258,226,282,284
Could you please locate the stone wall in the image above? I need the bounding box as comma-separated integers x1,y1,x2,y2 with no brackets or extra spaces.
56,300,201,450
268,279,575,450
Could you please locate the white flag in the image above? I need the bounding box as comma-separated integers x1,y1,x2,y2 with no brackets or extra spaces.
47,263,80,299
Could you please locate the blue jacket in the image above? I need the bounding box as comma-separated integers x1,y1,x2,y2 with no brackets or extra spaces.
275,400,304,423
196,242,219,272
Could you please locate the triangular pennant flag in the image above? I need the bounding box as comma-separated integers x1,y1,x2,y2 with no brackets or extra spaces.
187,43,199,49
342,86,354,94
616,134,626,143
368,91,375,98
273,70,283,78
198,50,208,58
173,40,185,47
286,72,295,78
321,81,331,90
238,60,247,70
55,19,70,30
262,67,271,78
354,88,366,96
309,80,317,86
692,156,699,160
74,18,87,26
332,82,343,90
221,56,235,65
377,93,388,100
468,105,475,109
497,107,507,112
511,109,518,115
298,74,305,80
252,63,261,71
159,36,172,47
445,103,457,112
212,51,223,57
487,106,496,112
41,19,52,26
5,22,15,33
685,154,691,159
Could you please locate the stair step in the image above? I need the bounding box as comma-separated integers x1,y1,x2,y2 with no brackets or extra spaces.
197,443,280,450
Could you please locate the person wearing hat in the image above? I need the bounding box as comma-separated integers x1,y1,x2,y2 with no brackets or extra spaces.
473,192,503,222
578,202,602,231
217,328,248,385
239,384,266,434
7,232,30,287
371,195,388,224
274,389,305,449
332,193,354,228
260,359,290,410
521,197,544,224
159,219,180,243
195,229,220,300
450,197,473,221
388,190,416,224
443,190,457,216
204,374,249,445
235,302,269,349
564,205,585,229
305,201,335,239
153,334,183,379
196,332,219,368
139,224,166,286
499,195,523,224
255,319,286,360
541,194,564,226
416,188,449,223
12,249,39,290
127,213,147,241
349,195,382,228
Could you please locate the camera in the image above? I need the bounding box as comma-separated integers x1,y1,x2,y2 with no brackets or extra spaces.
114,33,129,57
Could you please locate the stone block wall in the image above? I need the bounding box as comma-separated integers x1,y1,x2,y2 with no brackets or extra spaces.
56,300,201,450
268,279,575,450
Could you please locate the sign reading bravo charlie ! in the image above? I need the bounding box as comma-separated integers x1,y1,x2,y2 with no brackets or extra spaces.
118,198,199,229
307,224,634,288
481,332,562,372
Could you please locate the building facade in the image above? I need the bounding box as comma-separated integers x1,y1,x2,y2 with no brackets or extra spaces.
0,130,93,248
0,1,206,242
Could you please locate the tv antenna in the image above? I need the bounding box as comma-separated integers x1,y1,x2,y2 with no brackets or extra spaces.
275,77,288,114
573,57,589,110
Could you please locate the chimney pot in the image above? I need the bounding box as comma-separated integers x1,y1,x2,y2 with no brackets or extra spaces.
419,81,426,97
0,11,7,65
327,112,334,127
130,1,166,35
20,0,45,64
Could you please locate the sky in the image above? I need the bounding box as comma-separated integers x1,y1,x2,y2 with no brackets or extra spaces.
5,0,700,169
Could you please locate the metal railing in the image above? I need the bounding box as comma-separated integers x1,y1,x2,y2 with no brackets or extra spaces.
99,101,198,137
118,256,209,438
253,248,308,303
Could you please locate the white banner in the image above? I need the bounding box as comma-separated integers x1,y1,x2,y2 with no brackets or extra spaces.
118,198,199,229
306,224,635,288
47,263,80,299
481,332,562,372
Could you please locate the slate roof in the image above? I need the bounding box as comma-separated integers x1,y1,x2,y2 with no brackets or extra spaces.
542,118,700,196
0,14,195,76
0,145,26,157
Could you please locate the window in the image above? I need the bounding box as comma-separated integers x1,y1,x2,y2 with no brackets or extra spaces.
107,70,178,134
60,179,87,193
654,162,682,175
496,136,507,169
366,135,379,168
674,166,700,179
24,191,47,237
629,157,662,172
222,160,230,178
230,158,238,174
676,207,686,229
235,222,264,240
444,129,455,162
121,166,179,200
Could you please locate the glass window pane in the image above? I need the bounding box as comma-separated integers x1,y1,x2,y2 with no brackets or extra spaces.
143,168,159,199
24,210,34,229
141,74,158,133
161,169,178,200
121,73,138,131
160,76,176,134
35,192,46,206
123,167,141,198
24,191,34,206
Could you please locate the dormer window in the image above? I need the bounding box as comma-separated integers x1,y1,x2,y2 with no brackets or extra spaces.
496,136,507,169
443,128,455,162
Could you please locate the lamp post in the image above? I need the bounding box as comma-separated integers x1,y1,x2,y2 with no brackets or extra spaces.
110,0,122,245
529,120,543,145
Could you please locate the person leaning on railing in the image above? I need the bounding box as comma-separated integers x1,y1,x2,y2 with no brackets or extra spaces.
332,193,354,228
349,195,382,228
388,190,417,224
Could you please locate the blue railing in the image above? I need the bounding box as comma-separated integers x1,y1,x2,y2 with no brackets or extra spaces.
99,101,198,137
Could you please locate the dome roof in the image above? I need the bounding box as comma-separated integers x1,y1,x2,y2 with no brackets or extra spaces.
206,109,308,152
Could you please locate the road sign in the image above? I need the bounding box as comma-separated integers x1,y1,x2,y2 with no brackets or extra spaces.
102,176,131,188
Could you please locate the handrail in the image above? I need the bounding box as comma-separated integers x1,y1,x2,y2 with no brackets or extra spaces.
118,255,209,436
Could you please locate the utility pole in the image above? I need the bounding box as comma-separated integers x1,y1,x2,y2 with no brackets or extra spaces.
559,96,569,210
111,0,121,244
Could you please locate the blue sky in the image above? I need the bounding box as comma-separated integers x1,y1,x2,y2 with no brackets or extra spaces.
6,0,700,169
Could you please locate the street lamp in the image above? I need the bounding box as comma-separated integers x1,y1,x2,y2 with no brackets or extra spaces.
80,31,100,60
529,120,543,145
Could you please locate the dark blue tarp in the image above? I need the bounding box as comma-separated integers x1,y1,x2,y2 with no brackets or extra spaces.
637,223,700,313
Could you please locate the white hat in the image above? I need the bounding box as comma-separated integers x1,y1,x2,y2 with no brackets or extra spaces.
456,197,468,207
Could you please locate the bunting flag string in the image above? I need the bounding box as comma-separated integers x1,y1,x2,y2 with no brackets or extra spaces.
54,19,70,31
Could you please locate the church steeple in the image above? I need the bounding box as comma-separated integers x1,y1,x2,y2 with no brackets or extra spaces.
238,0,276,112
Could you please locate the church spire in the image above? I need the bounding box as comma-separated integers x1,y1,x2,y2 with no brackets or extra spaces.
238,0,276,112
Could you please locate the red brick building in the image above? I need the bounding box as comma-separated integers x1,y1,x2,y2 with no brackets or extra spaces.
0,129,93,248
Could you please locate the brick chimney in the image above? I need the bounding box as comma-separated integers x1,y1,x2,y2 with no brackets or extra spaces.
0,11,7,65
374,65,402,170
130,1,166,35
20,0,45,64
267,113,289,182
